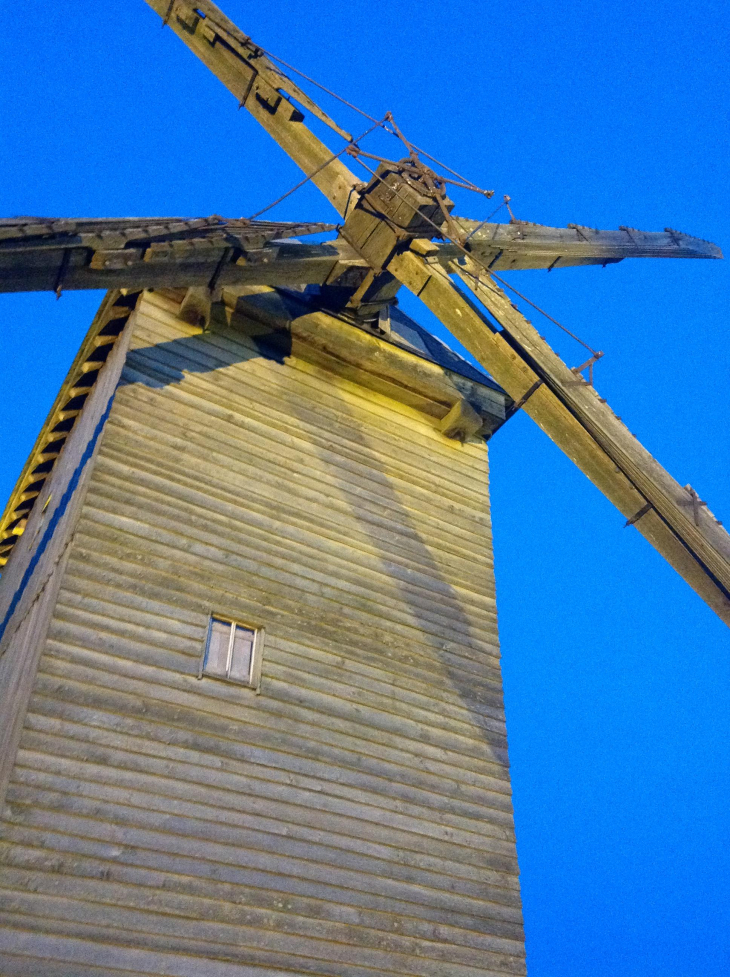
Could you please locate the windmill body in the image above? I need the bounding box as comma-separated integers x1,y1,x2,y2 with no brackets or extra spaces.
0,284,522,974
0,2,727,973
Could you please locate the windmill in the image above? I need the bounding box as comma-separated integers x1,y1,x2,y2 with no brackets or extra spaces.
0,2,726,974
1,1,726,617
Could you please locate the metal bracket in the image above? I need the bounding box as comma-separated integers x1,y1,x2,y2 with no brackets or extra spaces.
504,378,544,421
570,350,604,387
681,485,708,526
624,501,653,528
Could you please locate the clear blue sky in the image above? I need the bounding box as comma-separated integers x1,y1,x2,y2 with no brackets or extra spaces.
1,2,728,974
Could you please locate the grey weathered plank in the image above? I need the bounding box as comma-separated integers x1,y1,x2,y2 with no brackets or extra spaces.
28,666,509,791
9,763,517,901
64,524,503,672
0,857,522,959
0,835,522,945
121,328,496,503
0,824,523,943
13,740,516,877
71,497,499,654
4,786,523,924
0,289,522,975
54,582,506,713
30,661,513,825
57,557,505,695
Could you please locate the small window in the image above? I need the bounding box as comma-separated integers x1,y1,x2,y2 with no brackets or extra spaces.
199,616,264,691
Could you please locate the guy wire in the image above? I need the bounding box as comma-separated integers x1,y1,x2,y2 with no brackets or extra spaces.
246,118,385,221
349,153,601,358
259,48,491,194
243,36,600,360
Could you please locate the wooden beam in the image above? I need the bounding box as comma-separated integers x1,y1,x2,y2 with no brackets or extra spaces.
446,221,723,271
144,0,362,217
387,244,730,625
0,240,368,295
453,255,730,587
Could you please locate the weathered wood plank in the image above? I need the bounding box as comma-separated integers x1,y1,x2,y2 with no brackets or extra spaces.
27,651,512,798
0,284,522,974
0,884,525,977
0,824,523,943
128,294,500,480
54,579,506,709
10,762,516,900
0,833,522,944
135,290,504,462
51,590,507,722
93,440,497,592
32,656,513,813
117,344,497,522
0,299,135,810
0,906,523,977
66,521,503,667
107,387,496,539
62,542,504,683
14,727,515,870
56,554,506,692
75,489,499,646
0,849,523,956
22,696,514,838
4,785,523,924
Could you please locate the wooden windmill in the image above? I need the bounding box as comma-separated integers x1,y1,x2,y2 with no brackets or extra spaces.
0,2,726,974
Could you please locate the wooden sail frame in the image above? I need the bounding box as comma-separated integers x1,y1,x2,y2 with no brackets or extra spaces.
1,0,728,625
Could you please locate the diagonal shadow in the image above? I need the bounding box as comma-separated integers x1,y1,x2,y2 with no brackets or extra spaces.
125,298,512,773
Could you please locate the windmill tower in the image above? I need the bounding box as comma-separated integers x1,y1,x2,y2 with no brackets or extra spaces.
0,3,727,975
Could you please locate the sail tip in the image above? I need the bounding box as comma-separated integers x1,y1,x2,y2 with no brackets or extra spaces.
664,228,723,259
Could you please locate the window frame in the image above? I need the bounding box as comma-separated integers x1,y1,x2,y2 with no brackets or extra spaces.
198,614,264,692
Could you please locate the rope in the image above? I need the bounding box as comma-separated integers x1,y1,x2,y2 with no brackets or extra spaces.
259,50,493,198
246,118,385,221
349,154,601,359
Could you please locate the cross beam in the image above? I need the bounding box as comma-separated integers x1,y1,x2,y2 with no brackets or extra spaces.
12,0,725,626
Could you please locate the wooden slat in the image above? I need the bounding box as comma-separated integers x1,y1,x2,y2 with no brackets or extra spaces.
388,246,730,625
53,565,506,709
34,651,512,790
0,291,524,974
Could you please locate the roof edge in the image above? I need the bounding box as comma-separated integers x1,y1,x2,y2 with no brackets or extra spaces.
0,290,140,570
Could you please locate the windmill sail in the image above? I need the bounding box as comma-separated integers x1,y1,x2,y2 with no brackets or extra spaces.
2,0,727,624
448,219,723,270
0,217,341,293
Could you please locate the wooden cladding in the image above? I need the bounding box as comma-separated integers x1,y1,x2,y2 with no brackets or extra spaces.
0,291,140,570
0,290,525,975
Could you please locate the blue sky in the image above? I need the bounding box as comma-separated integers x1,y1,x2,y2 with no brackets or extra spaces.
1,1,728,974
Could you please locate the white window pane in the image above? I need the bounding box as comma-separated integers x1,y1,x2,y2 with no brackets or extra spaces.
205,618,231,677
229,625,254,682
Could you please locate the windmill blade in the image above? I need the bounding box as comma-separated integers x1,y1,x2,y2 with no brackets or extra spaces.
387,243,730,626
144,0,361,216
5,4,725,625
0,216,371,294
172,0,353,142
445,220,723,270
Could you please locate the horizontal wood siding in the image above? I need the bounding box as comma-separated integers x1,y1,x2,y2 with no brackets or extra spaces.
0,304,133,809
0,291,524,975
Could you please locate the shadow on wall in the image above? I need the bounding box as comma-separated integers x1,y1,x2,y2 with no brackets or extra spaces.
125,304,511,776
278,357,512,770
